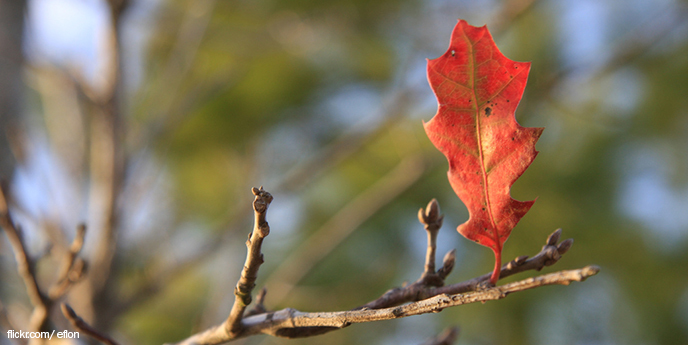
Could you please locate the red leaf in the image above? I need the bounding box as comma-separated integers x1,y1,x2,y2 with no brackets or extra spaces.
424,20,543,284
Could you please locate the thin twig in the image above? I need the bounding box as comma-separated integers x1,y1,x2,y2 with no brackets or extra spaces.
432,228,573,295
353,199,455,311
168,196,597,345
0,185,50,332
49,224,87,299
418,199,445,285
251,266,600,336
61,304,119,345
169,266,599,344
225,187,273,335
358,228,573,310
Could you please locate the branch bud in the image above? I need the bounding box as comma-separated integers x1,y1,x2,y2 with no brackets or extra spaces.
557,238,574,255
515,255,529,265
418,199,444,230
546,228,562,246
437,249,456,279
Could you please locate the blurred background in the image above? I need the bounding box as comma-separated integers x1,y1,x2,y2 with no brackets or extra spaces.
1,0,687,344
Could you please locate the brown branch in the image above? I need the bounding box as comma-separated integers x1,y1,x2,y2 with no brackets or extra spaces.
249,266,599,336
1,185,90,336
432,228,573,295
115,157,423,322
0,185,50,332
169,195,598,345
113,148,423,323
61,304,119,345
170,266,599,344
418,199,446,285
354,199,456,311
49,224,87,299
359,228,573,310
107,46,422,320
225,187,273,335
68,0,128,329
420,327,459,345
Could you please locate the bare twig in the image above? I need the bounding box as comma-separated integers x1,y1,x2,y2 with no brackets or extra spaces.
354,199,455,311
0,185,50,332
114,155,424,322
170,266,599,344
49,224,87,299
226,187,273,335
420,327,459,345
431,228,573,295
61,304,119,345
418,199,445,285
169,195,598,345
359,228,573,310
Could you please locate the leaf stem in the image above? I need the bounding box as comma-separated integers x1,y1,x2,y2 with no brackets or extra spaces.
490,249,501,284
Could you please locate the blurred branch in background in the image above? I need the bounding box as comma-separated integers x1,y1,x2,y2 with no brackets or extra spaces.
420,327,459,345
61,303,120,345
0,186,50,333
65,0,128,330
130,0,217,151
0,185,87,334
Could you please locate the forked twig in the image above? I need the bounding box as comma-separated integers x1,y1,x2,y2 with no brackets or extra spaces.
49,224,87,299
1,185,89,334
0,185,50,332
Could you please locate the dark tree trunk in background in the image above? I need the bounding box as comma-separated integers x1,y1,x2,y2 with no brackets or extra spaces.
0,0,27,179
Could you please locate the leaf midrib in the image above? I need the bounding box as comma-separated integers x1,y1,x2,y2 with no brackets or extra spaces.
465,29,501,250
